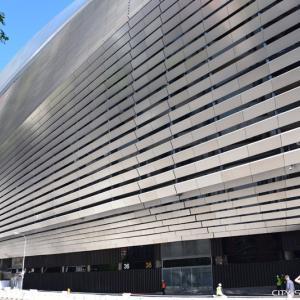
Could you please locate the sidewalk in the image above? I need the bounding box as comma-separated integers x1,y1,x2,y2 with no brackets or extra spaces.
0,289,294,300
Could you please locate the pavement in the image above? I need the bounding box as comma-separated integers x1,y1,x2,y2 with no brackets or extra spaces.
0,289,299,300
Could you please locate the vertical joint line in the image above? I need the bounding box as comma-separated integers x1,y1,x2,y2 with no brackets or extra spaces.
127,0,131,19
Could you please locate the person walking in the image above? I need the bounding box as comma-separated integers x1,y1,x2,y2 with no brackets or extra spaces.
216,283,227,297
276,275,283,290
285,275,295,298
161,280,167,295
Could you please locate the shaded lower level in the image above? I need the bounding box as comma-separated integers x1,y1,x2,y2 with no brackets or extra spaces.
1,230,299,294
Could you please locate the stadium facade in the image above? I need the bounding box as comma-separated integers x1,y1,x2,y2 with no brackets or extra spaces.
0,0,299,294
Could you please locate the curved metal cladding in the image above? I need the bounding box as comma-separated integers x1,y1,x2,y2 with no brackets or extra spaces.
0,0,299,258
0,0,90,94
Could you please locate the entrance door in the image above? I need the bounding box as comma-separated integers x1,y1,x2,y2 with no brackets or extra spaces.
162,266,212,294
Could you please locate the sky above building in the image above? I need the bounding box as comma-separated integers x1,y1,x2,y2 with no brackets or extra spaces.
0,0,74,71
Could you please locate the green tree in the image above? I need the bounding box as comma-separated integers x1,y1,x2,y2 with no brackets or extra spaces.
0,11,9,43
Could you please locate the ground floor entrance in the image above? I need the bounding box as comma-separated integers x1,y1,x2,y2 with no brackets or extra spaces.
163,266,213,294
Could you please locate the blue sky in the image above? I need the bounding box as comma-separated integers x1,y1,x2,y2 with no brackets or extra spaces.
0,0,74,71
